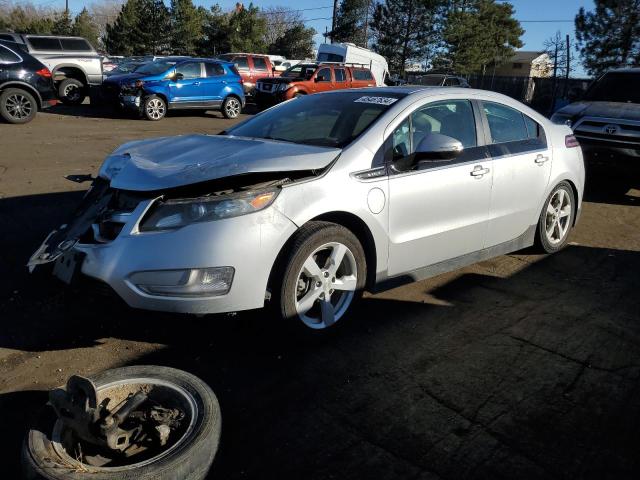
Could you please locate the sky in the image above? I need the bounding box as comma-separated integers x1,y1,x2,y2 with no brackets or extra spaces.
41,0,595,75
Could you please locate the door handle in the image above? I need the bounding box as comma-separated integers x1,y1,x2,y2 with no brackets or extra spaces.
470,165,490,178
534,154,549,165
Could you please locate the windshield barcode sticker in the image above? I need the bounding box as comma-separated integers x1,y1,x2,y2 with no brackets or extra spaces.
354,96,398,106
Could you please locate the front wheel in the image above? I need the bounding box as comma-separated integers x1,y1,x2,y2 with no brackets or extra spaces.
143,95,166,121
221,96,241,119
277,221,367,333
0,88,37,124
536,181,575,253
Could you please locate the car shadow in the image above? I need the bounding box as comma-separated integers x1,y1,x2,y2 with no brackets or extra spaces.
1,190,640,479
583,170,640,206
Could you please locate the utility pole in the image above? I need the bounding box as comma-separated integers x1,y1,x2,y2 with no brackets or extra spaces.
331,0,339,43
363,0,371,48
563,34,570,99
550,42,558,114
65,0,69,16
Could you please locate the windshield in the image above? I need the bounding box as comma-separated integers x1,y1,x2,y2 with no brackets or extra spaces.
136,61,177,75
226,92,405,148
281,64,318,78
584,72,640,103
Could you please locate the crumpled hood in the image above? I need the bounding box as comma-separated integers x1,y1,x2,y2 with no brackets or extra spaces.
100,134,341,191
557,101,640,121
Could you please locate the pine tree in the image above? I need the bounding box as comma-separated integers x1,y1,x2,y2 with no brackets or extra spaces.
370,0,440,73
442,0,523,75
104,0,141,55
170,0,202,56
271,24,315,59
575,0,640,76
225,3,267,53
51,10,73,35
72,8,99,49
199,5,230,56
330,0,369,46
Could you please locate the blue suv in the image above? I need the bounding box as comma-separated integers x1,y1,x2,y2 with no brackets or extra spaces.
102,58,245,121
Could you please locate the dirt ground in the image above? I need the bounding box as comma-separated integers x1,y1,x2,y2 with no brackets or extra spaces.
1,103,639,479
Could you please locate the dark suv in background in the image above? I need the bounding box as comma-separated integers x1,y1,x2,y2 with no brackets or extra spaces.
551,68,640,175
0,40,57,124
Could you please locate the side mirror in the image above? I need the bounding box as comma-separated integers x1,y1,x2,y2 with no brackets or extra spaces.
174,72,184,81
414,133,463,162
315,75,326,82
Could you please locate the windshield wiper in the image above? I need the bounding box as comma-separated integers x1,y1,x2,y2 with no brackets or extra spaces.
262,136,294,143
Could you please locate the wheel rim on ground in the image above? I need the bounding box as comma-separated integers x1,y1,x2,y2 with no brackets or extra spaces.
294,242,358,329
5,93,32,120
225,98,240,117
545,188,572,245
63,84,81,102
146,99,165,119
50,377,197,470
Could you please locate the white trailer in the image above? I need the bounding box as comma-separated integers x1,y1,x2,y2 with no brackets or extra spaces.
317,43,389,87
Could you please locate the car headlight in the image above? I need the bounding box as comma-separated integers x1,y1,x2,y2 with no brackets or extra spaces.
139,190,279,231
550,113,573,127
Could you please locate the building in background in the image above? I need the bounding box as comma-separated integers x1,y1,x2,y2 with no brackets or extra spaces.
493,51,552,78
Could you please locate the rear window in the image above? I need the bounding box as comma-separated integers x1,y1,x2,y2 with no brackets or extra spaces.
27,37,62,50
0,34,16,41
353,69,373,81
60,38,92,51
0,45,21,63
483,101,529,143
584,72,640,103
253,57,268,71
205,62,225,76
233,56,249,70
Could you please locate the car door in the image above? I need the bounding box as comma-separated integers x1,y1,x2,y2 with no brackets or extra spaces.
387,99,493,277
481,101,552,247
202,62,226,105
169,61,204,104
334,67,347,90
251,56,270,80
311,67,332,93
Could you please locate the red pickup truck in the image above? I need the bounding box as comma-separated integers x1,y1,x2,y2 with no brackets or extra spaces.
254,63,376,107
216,53,275,95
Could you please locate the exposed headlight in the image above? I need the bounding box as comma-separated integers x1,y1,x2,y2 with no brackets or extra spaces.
139,190,278,231
550,113,573,127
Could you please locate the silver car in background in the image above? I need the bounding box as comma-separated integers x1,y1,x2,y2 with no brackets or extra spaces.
29,87,585,333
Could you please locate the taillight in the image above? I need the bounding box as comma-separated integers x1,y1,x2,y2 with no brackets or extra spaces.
35,68,52,78
565,134,579,148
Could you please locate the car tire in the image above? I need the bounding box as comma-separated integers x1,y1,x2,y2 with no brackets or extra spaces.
221,96,241,119
276,221,367,335
22,365,221,480
143,95,167,121
0,88,38,124
536,181,575,253
58,79,86,105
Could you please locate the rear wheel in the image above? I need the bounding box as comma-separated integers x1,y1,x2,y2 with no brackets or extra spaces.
277,222,366,334
221,96,241,119
143,95,166,121
58,78,86,105
0,88,37,124
536,181,575,253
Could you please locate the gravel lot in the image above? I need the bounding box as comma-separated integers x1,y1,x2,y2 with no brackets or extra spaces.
1,103,639,479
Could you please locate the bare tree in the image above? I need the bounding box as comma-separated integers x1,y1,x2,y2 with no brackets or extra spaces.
543,31,577,79
260,6,304,49
89,0,124,41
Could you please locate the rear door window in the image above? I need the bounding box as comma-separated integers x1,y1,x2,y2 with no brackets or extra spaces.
0,45,21,63
482,101,547,153
60,38,92,51
252,57,268,71
335,68,346,82
27,37,62,50
353,69,373,81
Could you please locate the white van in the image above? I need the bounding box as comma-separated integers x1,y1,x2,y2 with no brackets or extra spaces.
317,43,389,87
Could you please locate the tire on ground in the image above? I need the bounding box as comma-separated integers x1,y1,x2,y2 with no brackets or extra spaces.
58,78,86,105
22,365,221,480
0,88,38,124
536,180,576,253
143,95,167,121
276,221,367,336
221,96,241,119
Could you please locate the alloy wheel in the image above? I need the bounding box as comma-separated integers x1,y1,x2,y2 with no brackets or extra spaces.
63,84,81,103
225,98,240,117
544,188,572,245
4,93,32,120
294,242,358,329
146,98,166,120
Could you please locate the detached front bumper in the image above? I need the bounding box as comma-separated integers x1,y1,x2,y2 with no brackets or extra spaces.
32,197,298,315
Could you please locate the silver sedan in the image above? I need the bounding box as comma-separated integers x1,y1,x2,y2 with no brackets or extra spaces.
29,87,585,333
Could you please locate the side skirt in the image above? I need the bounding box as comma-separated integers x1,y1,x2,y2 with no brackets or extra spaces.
372,224,537,293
